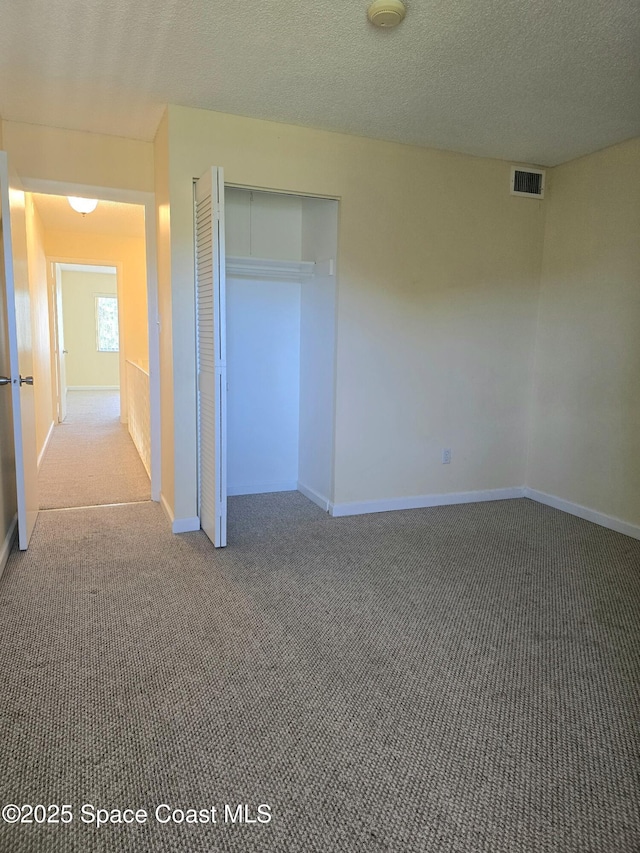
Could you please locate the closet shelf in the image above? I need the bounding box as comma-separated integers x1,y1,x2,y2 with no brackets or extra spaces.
226,256,316,282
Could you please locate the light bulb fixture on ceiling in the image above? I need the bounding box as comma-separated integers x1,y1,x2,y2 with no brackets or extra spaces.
68,196,98,215
367,0,406,28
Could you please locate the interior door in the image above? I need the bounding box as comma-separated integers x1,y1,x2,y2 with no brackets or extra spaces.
195,167,227,547
0,151,39,549
53,263,67,422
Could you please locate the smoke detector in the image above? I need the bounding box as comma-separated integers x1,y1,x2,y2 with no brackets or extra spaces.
367,0,406,28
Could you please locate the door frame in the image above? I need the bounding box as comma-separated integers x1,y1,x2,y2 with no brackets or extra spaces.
52,260,66,424
21,178,161,502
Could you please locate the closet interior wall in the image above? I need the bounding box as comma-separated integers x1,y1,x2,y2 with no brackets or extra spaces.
225,188,337,509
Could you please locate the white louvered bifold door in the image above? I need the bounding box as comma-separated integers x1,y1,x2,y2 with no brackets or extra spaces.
195,167,227,547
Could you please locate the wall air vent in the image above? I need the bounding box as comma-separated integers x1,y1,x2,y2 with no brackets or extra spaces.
510,166,545,198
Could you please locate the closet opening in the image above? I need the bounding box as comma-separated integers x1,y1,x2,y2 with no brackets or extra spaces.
224,187,338,529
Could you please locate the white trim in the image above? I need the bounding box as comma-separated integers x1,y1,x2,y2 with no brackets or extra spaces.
524,488,640,541
161,495,199,534
20,178,153,206
314,258,335,278
172,516,201,534
227,256,315,282
58,263,116,275
0,514,18,580
66,385,119,391
298,482,331,512
37,420,55,471
329,487,526,517
228,481,298,496
160,494,200,533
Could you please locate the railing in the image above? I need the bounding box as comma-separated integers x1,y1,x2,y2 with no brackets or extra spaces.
126,360,151,478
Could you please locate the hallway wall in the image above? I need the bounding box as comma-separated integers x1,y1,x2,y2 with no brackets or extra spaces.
24,194,54,462
61,270,119,388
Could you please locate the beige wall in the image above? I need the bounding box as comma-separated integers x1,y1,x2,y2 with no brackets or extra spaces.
1,121,154,193
24,194,54,461
527,138,640,527
61,270,119,387
44,229,148,418
159,105,546,520
5,111,637,534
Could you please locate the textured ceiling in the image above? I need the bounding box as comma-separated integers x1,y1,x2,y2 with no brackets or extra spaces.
31,193,145,238
1,0,638,165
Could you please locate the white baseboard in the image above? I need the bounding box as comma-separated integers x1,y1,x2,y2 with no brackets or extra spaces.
0,514,18,580
161,493,200,534
37,420,55,471
524,488,640,541
228,481,297,497
297,482,331,512
172,516,200,534
161,480,639,542
329,487,526,518
67,385,120,391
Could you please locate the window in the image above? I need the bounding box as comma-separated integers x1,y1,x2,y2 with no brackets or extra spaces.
96,295,119,352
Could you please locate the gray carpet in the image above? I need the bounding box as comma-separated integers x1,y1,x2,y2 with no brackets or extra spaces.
0,494,639,852
38,390,151,509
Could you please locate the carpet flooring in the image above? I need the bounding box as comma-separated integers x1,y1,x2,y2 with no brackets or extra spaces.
0,494,639,852
38,390,151,509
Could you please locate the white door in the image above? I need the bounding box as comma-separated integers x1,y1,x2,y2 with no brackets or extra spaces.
53,263,67,422
195,167,227,547
0,151,39,549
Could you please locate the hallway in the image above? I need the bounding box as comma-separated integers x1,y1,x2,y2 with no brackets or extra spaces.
38,390,151,509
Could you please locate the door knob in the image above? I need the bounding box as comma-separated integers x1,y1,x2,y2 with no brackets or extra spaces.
0,376,10,386
19,375,34,386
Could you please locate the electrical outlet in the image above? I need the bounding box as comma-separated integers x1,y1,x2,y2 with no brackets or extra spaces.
441,448,451,464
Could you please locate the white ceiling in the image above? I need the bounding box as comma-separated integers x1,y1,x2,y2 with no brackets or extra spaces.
31,193,145,239
1,0,638,166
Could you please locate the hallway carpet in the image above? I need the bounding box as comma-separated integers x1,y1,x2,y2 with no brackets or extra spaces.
38,390,151,509
0,495,639,852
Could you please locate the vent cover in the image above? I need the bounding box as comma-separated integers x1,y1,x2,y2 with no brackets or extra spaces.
510,166,545,198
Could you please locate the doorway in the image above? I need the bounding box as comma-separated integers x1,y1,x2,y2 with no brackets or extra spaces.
22,188,160,511
52,262,120,424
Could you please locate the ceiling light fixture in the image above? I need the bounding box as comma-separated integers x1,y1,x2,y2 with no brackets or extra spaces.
367,0,406,28
68,196,98,215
